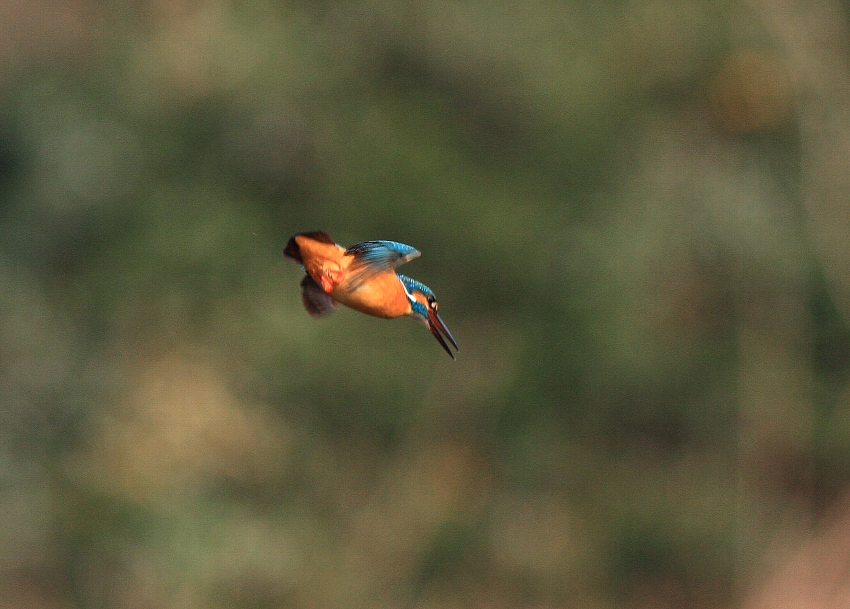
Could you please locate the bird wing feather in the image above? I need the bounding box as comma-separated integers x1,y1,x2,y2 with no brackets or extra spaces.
344,240,421,289
300,274,338,317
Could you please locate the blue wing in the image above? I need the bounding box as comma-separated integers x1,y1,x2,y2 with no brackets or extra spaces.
345,240,421,288
345,240,420,267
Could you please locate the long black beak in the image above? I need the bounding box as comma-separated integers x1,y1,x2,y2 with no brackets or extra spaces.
428,309,459,360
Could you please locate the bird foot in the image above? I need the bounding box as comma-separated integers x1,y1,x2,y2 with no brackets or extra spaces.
320,264,343,293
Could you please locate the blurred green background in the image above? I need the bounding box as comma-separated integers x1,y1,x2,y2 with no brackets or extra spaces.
3,0,850,607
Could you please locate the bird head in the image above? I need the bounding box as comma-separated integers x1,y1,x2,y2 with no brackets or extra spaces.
399,275,458,359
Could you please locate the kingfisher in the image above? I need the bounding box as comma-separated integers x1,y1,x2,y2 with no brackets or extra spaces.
284,231,458,359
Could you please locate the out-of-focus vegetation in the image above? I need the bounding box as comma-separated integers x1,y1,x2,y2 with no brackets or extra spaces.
2,1,850,607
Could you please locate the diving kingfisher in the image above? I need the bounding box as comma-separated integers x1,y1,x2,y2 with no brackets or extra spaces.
284,231,458,359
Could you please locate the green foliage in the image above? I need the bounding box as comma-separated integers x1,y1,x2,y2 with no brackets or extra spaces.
0,1,845,607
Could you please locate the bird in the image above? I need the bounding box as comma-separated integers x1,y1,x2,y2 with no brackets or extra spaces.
284,231,458,359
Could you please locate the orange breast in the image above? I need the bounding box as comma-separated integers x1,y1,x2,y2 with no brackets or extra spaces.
333,272,411,319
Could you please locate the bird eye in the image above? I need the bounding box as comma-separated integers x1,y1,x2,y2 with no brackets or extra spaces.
428,297,438,310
